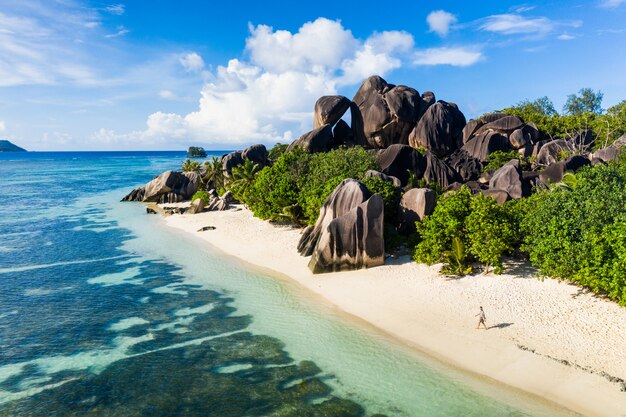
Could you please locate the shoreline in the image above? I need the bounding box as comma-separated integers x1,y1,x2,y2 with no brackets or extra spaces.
160,204,626,417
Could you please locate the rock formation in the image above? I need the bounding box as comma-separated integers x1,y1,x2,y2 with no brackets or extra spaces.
488,159,526,199
308,194,385,273
377,144,424,186
352,75,421,149
397,188,436,234
313,96,351,129
287,124,334,153
298,179,371,257
409,101,466,157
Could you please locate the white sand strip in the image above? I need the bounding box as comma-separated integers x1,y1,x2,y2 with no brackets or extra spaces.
162,206,626,417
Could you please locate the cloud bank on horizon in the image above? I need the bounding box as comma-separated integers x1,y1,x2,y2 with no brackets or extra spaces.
1,0,626,150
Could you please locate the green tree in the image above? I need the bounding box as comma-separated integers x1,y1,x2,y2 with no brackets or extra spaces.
182,159,201,173
563,88,603,116
202,157,225,194
413,187,473,266
360,176,401,221
465,194,517,273
268,143,288,161
229,159,261,203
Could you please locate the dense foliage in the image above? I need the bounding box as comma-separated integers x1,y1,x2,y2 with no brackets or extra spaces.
241,147,378,225
499,92,626,150
187,146,207,158
483,151,522,172
191,190,212,204
182,159,201,173
413,187,519,275
520,159,626,304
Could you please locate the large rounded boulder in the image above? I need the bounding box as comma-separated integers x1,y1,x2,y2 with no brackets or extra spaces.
488,159,526,199
377,144,425,186
309,193,385,274
287,124,334,153
397,188,436,234
143,170,199,203
352,75,420,148
409,101,466,157
297,179,371,257
462,131,509,163
313,96,351,129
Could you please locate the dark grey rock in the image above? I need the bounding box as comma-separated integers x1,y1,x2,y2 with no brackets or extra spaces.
241,144,268,168
535,139,568,166
188,198,206,214
489,159,525,199
313,96,351,129
409,101,466,157
122,187,145,202
287,124,334,153
377,144,425,186
364,170,401,188
462,131,510,163
422,150,459,189
477,115,524,135
480,189,511,205
397,188,436,234
143,170,199,203
509,128,528,149
352,76,420,148
462,119,483,144
222,151,244,178
539,155,591,185
308,194,385,274
332,119,355,148
197,226,216,232
297,179,371,257
446,149,483,182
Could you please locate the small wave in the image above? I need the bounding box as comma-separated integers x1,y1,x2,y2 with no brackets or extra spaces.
0,256,127,274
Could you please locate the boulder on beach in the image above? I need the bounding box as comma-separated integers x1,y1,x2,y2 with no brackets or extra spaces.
188,197,206,214
122,187,145,202
142,170,199,203
298,179,372,257
308,193,385,274
397,188,436,234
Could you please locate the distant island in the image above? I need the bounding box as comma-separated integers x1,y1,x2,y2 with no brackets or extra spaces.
187,146,207,158
0,140,27,152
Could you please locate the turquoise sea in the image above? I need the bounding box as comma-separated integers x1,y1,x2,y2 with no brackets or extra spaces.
0,152,579,416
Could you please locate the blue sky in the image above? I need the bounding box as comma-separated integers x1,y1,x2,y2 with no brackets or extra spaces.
1,0,626,151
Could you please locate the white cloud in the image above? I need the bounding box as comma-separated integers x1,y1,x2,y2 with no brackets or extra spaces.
104,4,125,15
159,90,177,100
105,25,129,38
427,10,457,37
95,18,482,148
0,121,6,132
339,31,414,85
600,0,626,7
558,33,576,40
414,47,483,67
480,14,553,35
179,52,205,73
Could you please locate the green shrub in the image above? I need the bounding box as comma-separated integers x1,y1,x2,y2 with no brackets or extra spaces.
413,187,472,266
243,146,379,225
246,148,309,222
520,159,626,304
296,147,379,224
465,194,517,273
483,151,519,172
413,187,518,274
191,191,212,204
268,143,288,161
360,176,400,221
182,159,201,173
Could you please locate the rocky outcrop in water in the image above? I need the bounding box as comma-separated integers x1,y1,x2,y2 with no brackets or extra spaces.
142,171,199,203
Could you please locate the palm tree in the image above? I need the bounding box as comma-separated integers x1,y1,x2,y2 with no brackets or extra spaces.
202,157,224,191
182,159,201,173
230,160,261,203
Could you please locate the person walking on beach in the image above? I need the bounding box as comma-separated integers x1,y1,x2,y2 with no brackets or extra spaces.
476,306,487,330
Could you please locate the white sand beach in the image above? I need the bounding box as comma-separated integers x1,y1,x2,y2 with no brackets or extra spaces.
161,205,626,417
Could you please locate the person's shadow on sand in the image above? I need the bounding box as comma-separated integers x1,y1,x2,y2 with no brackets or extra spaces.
489,322,514,329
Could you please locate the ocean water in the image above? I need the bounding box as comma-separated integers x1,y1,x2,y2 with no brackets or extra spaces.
0,151,579,417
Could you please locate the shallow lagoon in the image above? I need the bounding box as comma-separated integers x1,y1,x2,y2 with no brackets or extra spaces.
0,152,579,416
